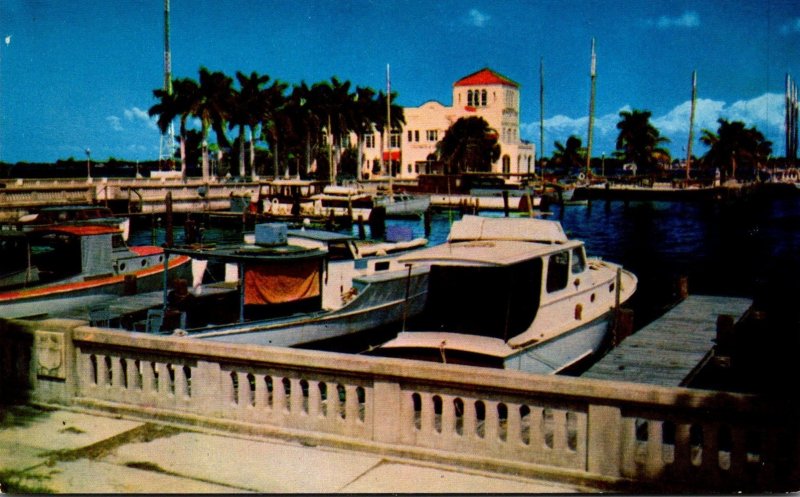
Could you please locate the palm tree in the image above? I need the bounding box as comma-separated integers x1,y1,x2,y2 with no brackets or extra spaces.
259,79,289,178
700,118,772,181
310,77,356,183
149,77,200,177
230,71,270,178
437,116,501,174
194,67,234,181
286,82,322,177
351,86,379,180
550,135,584,174
615,109,671,175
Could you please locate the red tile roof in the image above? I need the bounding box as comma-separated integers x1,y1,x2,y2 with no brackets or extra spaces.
454,68,519,88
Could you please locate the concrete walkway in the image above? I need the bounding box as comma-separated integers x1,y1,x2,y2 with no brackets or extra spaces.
0,404,585,493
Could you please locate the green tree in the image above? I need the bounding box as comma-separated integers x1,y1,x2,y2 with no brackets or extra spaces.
285,82,322,177
700,118,772,181
437,116,500,174
550,135,584,174
258,79,289,178
194,67,234,181
149,77,200,177
615,109,671,175
230,71,270,177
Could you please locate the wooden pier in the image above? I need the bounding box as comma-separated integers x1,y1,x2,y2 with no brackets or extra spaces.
583,294,752,386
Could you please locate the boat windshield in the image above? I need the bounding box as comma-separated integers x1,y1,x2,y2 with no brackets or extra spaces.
409,258,542,340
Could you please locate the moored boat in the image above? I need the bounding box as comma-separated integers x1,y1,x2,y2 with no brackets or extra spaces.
371,215,637,374
0,225,190,319
155,223,429,347
12,205,131,241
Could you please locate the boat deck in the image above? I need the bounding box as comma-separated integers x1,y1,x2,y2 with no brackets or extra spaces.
582,295,752,386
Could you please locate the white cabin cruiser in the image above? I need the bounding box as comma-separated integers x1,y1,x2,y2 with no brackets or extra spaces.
373,215,637,374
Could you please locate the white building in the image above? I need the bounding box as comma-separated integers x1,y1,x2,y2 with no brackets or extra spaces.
361,68,535,179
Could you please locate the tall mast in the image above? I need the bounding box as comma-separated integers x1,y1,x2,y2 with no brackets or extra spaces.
585,38,596,179
686,70,697,180
788,74,799,166
159,0,176,169
539,57,544,175
386,63,392,177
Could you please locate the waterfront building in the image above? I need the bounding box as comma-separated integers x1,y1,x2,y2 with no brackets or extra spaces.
360,68,536,180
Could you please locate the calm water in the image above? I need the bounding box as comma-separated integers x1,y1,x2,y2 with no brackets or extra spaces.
130,193,800,330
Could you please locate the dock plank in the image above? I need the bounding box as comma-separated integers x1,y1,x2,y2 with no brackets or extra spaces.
582,295,752,386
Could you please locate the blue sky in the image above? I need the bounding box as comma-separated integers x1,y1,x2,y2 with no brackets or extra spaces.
1,0,798,163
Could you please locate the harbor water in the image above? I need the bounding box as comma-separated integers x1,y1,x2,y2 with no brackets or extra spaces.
128,194,800,338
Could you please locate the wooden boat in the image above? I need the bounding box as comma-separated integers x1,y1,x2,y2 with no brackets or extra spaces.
155,223,429,347
373,189,431,217
371,215,637,374
13,205,131,241
0,225,191,319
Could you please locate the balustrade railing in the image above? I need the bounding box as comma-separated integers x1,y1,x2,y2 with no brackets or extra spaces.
2,318,796,492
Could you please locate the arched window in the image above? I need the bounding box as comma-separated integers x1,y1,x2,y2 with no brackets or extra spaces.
502,155,511,174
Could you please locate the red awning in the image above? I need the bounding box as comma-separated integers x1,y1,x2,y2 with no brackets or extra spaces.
382,150,401,161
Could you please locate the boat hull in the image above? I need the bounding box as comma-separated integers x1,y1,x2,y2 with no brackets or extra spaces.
0,255,191,319
191,270,430,347
504,311,611,374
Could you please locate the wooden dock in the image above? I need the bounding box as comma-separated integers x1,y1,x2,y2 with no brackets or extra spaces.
582,295,752,386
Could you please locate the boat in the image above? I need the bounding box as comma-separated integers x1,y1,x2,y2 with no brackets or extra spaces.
373,188,431,217
12,205,131,241
0,224,191,319
155,223,430,347
370,215,637,374
308,184,373,221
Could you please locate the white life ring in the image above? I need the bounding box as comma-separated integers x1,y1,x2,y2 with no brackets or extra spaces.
578,172,586,181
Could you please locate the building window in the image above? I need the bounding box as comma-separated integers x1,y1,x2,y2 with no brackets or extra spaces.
407,163,412,173
467,90,473,107
481,90,487,106
414,130,419,142
407,130,413,142
365,134,375,148
390,132,400,148
427,130,438,142
502,155,511,174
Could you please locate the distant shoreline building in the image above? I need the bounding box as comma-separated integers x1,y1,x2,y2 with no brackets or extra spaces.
361,68,536,179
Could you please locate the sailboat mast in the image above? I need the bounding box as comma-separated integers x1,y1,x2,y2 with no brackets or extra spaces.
539,57,544,176
159,0,176,169
686,70,697,180
386,63,392,177
585,38,596,179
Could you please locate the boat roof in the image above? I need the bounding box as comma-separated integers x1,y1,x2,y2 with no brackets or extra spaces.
39,205,111,212
165,243,326,263
287,229,354,243
398,215,577,267
398,239,576,266
35,225,121,236
448,215,568,244
380,332,515,358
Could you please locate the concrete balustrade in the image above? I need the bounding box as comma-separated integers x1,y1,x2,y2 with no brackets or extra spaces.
0,316,797,492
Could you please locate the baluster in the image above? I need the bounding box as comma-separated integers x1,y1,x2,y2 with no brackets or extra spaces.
506,402,522,446
254,374,267,409
236,371,250,407
484,400,500,442
96,354,109,389
672,422,692,475
290,378,304,417
308,380,321,419
156,363,170,397
273,376,287,414
111,356,124,391
619,416,637,478
728,425,746,480
646,419,664,478
462,400,477,441
420,392,435,437
701,422,719,478
552,409,568,452
175,363,188,399
441,395,456,439
344,384,359,424
141,360,155,395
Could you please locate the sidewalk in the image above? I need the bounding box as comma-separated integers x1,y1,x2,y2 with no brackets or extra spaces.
0,404,586,493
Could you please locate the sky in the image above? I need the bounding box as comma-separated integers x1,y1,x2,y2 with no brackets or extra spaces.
0,0,798,164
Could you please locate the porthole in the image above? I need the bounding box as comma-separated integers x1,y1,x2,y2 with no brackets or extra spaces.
141,259,148,267
590,293,596,302
158,255,164,263
609,282,615,293
119,263,127,271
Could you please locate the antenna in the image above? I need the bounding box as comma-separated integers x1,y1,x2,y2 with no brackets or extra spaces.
158,0,176,170
539,57,544,174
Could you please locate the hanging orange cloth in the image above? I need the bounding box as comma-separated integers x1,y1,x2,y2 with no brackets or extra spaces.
244,259,320,305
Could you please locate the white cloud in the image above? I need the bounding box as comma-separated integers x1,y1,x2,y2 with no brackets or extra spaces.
780,18,800,34
467,9,490,28
522,93,786,156
647,11,700,29
106,115,123,132
124,106,158,131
